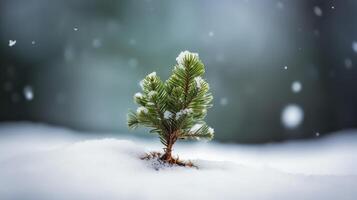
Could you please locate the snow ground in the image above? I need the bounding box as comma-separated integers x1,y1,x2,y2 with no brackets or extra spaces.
0,123,356,200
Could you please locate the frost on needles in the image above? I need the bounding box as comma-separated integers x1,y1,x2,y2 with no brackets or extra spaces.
127,51,214,164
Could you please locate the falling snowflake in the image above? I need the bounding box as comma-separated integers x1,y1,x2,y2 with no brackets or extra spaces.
291,81,302,93
9,40,16,47
92,39,102,48
313,6,323,17
220,97,228,106
208,31,214,37
344,58,353,69
23,86,34,101
128,58,138,68
281,104,304,129
129,39,136,45
276,1,284,9
352,41,357,53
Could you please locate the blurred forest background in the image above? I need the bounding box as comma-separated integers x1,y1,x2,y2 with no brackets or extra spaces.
1,0,357,143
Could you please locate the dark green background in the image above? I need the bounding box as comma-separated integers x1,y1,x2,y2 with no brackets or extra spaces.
1,0,357,143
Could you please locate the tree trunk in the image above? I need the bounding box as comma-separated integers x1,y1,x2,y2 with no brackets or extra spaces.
160,132,177,162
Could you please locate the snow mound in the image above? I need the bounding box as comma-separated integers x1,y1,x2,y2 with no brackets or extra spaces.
0,123,356,200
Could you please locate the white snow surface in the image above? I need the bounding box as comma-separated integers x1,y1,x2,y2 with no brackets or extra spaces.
0,123,356,200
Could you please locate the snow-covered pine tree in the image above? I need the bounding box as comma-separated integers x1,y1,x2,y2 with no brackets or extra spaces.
128,51,214,164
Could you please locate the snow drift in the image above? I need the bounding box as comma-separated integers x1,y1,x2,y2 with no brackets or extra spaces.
0,123,356,200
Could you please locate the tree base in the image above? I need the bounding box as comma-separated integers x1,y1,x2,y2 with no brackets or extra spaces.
140,152,197,169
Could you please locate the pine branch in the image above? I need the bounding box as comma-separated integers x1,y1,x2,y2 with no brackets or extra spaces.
179,123,214,140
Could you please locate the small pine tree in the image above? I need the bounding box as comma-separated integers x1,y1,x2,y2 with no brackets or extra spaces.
128,51,214,163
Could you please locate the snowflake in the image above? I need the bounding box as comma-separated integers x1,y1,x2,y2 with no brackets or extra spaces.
352,41,357,53
344,58,353,69
23,86,34,101
194,77,203,89
208,31,214,37
147,72,156,78
134,92,143,99
148,91,157,98
175,108,193,119
139,80,145,90
220,97,228,106
291,81,302,93
176,51,199,66
9,40,16,47
164,111,172,119
190,124,204,132
208,127,214,134
137,106,148,114
313,6,323,17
